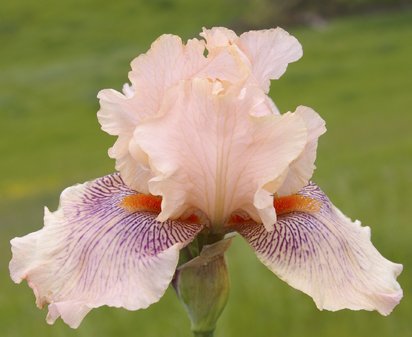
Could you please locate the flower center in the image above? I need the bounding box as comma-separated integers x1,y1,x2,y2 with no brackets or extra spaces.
121,193,320,229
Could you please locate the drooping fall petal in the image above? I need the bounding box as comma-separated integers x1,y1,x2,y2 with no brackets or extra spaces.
237,182,403,315
9,174,202,328
135,79,309,229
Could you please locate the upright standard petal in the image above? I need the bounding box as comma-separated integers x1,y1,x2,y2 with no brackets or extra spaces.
277,106,326,196
201,27,302,93
200,27,238,49
135,79,308,230
9,174,202,328
128,33,243,117
237,28,303,92
98,34,242,192
237,183,403,315
97,89,152,193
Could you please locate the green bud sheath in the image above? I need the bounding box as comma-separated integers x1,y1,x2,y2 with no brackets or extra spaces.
174,239,231,337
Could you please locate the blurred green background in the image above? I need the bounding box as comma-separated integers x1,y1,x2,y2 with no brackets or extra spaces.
1,0,411,336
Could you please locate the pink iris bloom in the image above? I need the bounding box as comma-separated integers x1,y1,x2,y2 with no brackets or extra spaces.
9,27,402,329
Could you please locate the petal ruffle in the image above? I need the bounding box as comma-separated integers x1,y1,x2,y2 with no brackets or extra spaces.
237,182,403,315
98,34,242,192
200,27,238,48
201,27,302,93
237,28,303,92
9,174,202,328
277,106,326,196
97,89,152,193
135,79,308,229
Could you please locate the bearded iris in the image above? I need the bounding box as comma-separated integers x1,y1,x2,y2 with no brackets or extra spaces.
10,27,402,333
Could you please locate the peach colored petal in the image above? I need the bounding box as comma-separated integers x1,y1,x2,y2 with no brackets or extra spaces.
200,27,238,48
135,79,308,230
238,28,303,92
98,34,244,192
277,106,326,196
201,27,303,93
97,89,151,193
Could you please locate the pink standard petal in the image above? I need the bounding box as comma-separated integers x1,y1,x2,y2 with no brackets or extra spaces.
128,33,243,116
97,34,243,192
135,79,308,230
237,182,403,315
201,27,303,93
277,106,326,196
237,28,303,92
200,27,238,48
9,174,203,328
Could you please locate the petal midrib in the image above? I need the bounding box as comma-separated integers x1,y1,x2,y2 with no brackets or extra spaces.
213,99,233,227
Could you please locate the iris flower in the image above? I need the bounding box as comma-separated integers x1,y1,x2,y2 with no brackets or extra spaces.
10,27,402,329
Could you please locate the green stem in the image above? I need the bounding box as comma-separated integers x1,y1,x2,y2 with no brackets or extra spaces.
193,331,214,337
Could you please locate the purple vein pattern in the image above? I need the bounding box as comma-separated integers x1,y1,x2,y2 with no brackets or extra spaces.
10,173,203,327
237,182,402,315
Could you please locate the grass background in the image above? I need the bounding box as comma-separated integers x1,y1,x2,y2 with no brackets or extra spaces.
1,1,411,336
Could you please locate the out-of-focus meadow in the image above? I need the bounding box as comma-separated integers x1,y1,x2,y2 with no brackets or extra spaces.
1,0,411,336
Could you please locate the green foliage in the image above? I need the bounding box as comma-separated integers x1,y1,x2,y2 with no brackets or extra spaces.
0,2,411,337
236,0,410,28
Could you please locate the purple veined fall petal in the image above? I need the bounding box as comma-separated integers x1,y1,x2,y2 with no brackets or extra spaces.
135,79,308,230
236,182,403,315
9,174,203,328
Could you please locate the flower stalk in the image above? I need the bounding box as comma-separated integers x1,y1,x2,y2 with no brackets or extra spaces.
173,238,232,337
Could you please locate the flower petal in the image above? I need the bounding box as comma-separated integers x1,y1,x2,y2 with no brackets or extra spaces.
97,88,152,193
135,79,308,229
129,34,243,116
277,106,326,196
98,34,243,192
9,174,202,328
238,28,303,92
200,27,238,48
236,182,403,315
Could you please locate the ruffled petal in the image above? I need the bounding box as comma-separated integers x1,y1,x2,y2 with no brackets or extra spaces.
107,134,152,194
135,79,308,229
98,34,243,192
97,88,152,193
277,106,326,196
129,35,207,117
200,27,238,48
238,28,303,92
237,183,403,315
9,174,202,328
129,34,243,115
